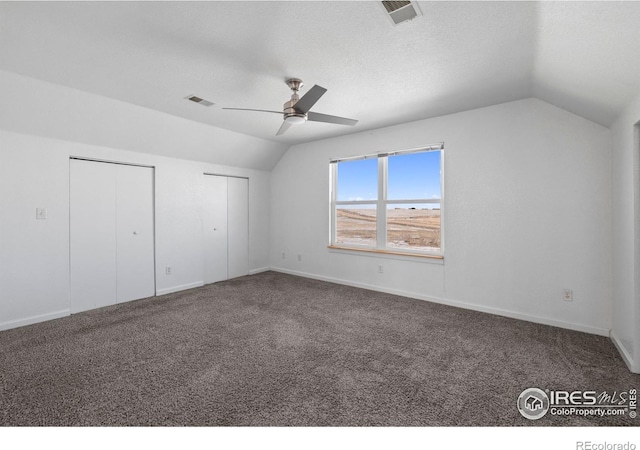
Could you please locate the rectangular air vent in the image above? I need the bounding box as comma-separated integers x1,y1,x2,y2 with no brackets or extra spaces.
186,95,214,107
381,1,421,25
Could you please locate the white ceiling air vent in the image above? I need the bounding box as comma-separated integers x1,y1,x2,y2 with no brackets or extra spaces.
186,95,214,107
381,1,422,26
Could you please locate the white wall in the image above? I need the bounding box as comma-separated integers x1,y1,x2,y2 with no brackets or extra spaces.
610,93,640,372
271,98,613,336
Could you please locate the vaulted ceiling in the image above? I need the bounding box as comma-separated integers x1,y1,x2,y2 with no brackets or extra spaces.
1,1,639,147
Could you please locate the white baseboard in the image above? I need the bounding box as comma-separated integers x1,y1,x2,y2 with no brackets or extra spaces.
610,330,637,373
157,270,271,295
271,266,611,337
156,281,204,296
0,309,70,332
249,267,271,275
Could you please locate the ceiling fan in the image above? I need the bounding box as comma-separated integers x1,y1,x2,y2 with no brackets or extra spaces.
223,78,358,136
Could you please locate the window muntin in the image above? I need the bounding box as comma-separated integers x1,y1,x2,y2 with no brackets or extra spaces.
331,145,443,257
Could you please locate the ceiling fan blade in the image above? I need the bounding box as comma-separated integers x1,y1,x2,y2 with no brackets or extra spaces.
276,120,292,136
307,111,358,126
222,107,283,115
293,85,327,114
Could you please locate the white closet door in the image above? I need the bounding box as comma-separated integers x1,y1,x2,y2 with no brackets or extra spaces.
227,177,249,279
70,159,117,313
116,164,155,303
203,175,228,283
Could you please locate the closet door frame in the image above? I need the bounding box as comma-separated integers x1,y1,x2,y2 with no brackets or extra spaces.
69,157,157,310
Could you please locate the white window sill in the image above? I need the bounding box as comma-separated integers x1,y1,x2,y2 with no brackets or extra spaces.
327,245,444,265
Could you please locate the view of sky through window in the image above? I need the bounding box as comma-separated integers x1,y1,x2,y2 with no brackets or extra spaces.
336,158,377,202
388,151,441,200
337,151,441,206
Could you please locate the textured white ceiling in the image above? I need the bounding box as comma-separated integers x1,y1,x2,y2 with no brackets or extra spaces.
0,1,639,148
533,1,640,127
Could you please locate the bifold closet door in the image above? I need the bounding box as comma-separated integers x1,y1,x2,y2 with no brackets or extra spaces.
70,160,155,314
203,175,249,283
70,159,117,313
116,164,155,303
203,175,228,284
227,177,249,279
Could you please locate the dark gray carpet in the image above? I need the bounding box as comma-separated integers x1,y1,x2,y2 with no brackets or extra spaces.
0,271,637,426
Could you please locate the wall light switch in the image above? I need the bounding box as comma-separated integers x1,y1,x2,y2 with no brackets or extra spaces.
36,208,47,220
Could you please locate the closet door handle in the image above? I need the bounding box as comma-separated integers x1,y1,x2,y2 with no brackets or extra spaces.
133,231,138,235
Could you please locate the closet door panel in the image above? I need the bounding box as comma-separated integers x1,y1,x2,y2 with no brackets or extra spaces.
203,175,228,284
227,177,249,279
70,159,117,313
116,164,155,303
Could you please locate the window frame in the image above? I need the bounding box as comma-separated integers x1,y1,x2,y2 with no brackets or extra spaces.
329,144,444,259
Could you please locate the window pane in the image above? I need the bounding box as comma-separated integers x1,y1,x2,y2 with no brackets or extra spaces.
336,158,378,201
336,205,376,247
386,204,440,251
388,151,441,200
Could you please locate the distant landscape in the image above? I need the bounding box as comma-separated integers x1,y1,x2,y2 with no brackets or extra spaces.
336,208,441,251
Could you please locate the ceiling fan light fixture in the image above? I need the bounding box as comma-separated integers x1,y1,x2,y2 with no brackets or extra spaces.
285,114,306,124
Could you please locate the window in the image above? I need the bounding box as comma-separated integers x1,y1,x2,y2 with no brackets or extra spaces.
330,144,443,258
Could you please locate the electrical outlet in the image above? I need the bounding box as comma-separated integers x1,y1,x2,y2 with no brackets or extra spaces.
281,252,285,260
378,264,384,274
36,208,47,220
165,266,172,276
563,289,573,302
297,254,302,262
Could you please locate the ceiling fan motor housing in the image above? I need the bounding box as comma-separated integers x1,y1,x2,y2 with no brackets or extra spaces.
284,84,307,124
